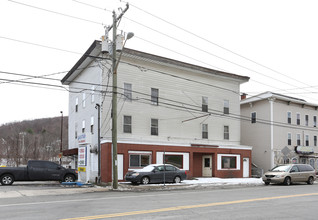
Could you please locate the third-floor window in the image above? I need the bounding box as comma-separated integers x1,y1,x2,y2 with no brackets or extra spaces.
151,88,159,105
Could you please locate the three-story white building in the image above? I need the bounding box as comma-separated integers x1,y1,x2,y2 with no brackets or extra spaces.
62,40,252,183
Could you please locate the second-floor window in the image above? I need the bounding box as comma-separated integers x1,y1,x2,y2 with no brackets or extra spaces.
224,126,229,140
314,116,317,127
82,120,85,133
123,116,132,133
75,97,78,112
296,113,300,125
287,133,291,145
305,115,309,126
151,88,159,105
151,119,158,135
297,134,301,146
202,124,208,139
287,112,291,124
306,135,309,146
90,116,94,134
251,112,256,123
202,96,208,112
124,83,132,101
314,136,317,147
224,100,229,114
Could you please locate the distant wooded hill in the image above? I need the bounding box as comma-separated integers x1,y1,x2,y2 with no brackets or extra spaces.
0,117,68,166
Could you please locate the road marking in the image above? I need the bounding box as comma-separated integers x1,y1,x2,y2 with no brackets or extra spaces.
61,192,318,220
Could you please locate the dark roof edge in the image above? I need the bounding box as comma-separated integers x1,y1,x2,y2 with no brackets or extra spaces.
62,40,250,85
61,40,99,84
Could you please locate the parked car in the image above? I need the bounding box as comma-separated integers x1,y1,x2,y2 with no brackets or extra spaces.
125,164,187,185
0,160,78,185
262,164,316,186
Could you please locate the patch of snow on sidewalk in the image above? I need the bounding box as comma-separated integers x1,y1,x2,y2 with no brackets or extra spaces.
182,178,263,186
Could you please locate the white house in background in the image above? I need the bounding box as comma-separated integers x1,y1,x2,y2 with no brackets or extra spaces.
61,40,252,184
241,92,318,172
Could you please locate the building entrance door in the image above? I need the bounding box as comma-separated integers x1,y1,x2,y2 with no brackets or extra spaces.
202,155,212,177
243,158,249,178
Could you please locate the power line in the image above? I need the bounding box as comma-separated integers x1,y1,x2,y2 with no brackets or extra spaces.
126,1,318,95
8,0,103,26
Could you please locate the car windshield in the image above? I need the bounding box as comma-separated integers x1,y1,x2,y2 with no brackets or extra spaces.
270,165,291,172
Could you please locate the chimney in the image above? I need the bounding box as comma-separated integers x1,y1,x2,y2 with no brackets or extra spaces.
241,93,247,100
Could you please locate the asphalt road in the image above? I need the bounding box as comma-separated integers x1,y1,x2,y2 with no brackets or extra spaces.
1,183,318,219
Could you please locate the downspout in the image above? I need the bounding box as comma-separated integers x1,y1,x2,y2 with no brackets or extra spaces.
268,97,276,168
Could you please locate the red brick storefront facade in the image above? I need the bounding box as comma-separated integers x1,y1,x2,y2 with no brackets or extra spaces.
100,142,252,184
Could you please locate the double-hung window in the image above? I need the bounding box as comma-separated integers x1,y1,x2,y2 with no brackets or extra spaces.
287,133,291,145
82,120,85,133
314,116,317,127
202,124,208,139
296,113,300,125
123,116,132,133
297,134,301,146
224,100,229,114
124,83,132,101
306,135,309,146
151,88,159,105
202,96,208,112
151,119,158,136
314,136,317,147
287,112,291,124
251,112,256,123
224,126,229,140
90,116,94,134
305,115,309,126
75,97,79,112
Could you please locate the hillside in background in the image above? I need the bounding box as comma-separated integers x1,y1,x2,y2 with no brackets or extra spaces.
0,117,68,166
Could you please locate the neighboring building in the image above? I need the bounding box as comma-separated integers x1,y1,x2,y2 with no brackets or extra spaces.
62,40,251,184
241,92,318,172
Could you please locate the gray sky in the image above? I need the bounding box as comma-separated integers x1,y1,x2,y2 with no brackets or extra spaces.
1,0,318,125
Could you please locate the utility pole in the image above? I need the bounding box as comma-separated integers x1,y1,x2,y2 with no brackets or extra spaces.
96,104,101,184
109,3,129,190
60,111,63,165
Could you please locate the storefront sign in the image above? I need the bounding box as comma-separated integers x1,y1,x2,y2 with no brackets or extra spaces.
78,146,87,166
295,146,314,155
78,133,91,145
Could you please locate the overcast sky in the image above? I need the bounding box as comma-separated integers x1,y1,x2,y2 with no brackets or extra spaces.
1,0,318,125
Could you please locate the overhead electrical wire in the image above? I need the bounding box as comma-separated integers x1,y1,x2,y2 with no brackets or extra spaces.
6,0,317,101
125,1,318,95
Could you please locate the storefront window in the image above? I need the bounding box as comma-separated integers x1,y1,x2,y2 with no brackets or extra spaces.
129,154,151,168
222,156,237,169
164,155,183,168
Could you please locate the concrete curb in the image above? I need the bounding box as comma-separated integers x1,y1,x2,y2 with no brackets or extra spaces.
0,181,264,198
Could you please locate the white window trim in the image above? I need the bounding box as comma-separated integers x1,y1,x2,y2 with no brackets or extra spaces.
217,154,241,170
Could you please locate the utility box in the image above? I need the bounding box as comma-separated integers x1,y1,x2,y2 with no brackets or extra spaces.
101,35,109,54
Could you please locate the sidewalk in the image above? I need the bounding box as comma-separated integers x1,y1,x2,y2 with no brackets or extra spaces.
0,178,264,198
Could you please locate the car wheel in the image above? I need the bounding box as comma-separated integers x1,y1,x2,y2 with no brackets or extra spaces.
174,176,181,183
264,182,270,185
63,174,75,182
307,176,314,185
284,177,291,186
141,176,150,185
1,174,14,185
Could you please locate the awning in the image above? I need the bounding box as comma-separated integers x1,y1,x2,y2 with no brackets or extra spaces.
62,148,78,156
